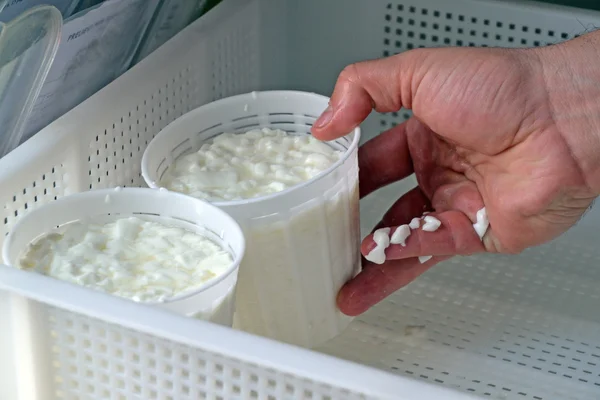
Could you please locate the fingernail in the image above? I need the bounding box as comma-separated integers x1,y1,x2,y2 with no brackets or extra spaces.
314,105,334,128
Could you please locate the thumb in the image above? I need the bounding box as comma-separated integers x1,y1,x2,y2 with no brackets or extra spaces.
311,51,426,140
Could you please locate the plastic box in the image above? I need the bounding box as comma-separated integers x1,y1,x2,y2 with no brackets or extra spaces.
21,0,160,140
0,0,81,21
142,90,361,348
0,5,61,157
2,0,600,399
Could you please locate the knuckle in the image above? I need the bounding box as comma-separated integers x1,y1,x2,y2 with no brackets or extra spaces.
501,245,524,255
454,237,472,255
339,63,363,84
485,234,523,255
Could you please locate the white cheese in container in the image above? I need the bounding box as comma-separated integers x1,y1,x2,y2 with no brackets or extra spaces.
18,217,233,303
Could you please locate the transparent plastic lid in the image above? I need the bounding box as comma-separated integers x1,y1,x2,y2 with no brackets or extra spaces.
0,1,80,22
0,5,62,158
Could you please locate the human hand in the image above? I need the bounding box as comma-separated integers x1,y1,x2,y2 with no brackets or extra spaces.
312,36,600,316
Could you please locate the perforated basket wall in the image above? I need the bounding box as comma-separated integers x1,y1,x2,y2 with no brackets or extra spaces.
45,304,372,400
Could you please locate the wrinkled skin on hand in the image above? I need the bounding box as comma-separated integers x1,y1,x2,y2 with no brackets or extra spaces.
312,41,600,316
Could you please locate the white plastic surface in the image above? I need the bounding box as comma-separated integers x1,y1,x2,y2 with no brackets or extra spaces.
2,0,600,399
3,187,246,325
142,91,361,348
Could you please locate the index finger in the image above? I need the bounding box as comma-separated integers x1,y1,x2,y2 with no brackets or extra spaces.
311,55,411,140
337,256,450,316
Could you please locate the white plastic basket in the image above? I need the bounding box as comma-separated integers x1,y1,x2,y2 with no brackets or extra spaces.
142,90,361,348
2,0,600,399
2,187,246,325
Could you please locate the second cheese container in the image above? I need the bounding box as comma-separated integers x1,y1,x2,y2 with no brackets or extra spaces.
142,90,361,348
3,187,246,325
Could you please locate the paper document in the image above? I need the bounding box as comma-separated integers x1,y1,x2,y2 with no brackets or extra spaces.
23,0,160,140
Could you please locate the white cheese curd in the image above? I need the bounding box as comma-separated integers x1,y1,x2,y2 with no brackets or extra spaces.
365,228,391,265
409,217,421,230
422,215,442,232
419,255,433,264
473,207,489,240
160,128,343,201
17,217,233,303
390,224,411,246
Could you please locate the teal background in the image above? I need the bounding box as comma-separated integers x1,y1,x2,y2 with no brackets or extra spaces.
540,0,600,10
204,0,600,12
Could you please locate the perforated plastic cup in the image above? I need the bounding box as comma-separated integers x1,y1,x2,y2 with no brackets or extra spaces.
2,187,245,326
142,90,361,348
